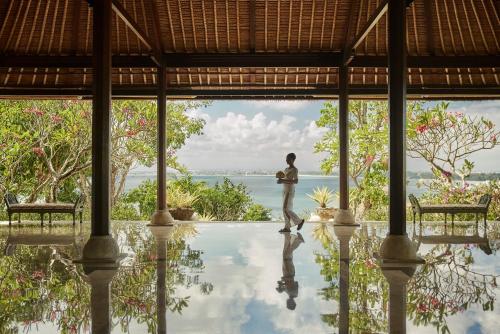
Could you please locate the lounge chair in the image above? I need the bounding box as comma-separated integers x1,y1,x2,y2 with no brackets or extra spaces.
408,193,491,224
4,193,86,226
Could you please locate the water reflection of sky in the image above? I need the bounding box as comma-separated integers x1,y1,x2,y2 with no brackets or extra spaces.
1,221,500,333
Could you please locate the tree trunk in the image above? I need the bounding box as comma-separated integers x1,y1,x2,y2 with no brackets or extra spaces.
48,180,60,203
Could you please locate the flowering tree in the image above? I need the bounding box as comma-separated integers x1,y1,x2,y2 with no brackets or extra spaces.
407,102,499,185
0,100,206,205
315,100,499,220
314,101,389,219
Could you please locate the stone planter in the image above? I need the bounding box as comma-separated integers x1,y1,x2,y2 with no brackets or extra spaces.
315,207,337,221
168,207,194,221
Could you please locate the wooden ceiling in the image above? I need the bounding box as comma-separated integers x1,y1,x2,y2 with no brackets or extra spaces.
0,0,499,99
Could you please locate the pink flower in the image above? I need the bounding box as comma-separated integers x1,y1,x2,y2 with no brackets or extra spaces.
32,147,44,157
430,297,440,308
416,124,428,133
126,130,137,137
32,270,44,280
138,118,147,127
491,134,497,143
365,258,376,269
365,155,375,165
442,170,452,178
51,115,63,124
417,303,428,313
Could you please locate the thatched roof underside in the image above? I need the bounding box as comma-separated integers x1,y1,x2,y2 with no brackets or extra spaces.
0,0,499,99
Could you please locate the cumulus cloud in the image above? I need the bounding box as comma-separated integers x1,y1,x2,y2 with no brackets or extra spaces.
177,112,327,170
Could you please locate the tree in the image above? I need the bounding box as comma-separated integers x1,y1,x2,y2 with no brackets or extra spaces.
314,101,389,219
314,100,499,220
407,101,499,185
0,100,207,205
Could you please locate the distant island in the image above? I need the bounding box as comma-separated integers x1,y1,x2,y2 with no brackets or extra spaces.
130,169,500,181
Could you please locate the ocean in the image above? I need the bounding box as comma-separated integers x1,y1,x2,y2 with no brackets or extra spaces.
125,173,427,218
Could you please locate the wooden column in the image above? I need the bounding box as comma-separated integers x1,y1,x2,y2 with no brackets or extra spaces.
388,0,407,235
91,0,112,236
338,65,349,211
157,65,167,212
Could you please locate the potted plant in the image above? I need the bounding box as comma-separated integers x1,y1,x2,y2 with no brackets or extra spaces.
307,186,337,220
168,188,199,221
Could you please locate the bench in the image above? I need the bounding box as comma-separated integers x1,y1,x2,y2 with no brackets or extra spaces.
4,193,85,226
408,193,491,224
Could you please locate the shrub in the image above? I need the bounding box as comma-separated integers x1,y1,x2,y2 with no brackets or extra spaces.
243,204,272,221
194,178,253,221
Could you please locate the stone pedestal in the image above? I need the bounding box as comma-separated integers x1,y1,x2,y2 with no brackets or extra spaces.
379,234,424,263
150,209,175,226
333,209,358,226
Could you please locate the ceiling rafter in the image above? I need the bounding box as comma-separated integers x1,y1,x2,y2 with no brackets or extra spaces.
344,0,388,65
111,0,160,65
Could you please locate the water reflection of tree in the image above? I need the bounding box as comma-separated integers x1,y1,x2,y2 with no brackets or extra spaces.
313,223,500,333
0,223,212,333
314,224,389,333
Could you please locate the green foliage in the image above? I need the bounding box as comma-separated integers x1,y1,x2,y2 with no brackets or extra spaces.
315,100,499,221
315,101,389,218
242,204,272,221
407,101,499,184
194,178,253,221
0,222,212,332
115,176,271,221
307,186,336,208
0,100,207,218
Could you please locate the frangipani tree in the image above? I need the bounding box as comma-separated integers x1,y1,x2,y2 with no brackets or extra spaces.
407,102,499,185
0,100,207,205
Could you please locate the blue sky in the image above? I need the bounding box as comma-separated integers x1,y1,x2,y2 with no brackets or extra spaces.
174,100,500,172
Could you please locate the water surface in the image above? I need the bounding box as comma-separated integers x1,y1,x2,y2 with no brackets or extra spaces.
1,221,499,333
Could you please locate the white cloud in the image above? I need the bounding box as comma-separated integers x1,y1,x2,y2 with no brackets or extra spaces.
177,112,327,170
246,100,315,113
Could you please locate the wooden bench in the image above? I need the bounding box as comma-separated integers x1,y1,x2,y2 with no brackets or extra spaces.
4,193,85,226
408,193,491,224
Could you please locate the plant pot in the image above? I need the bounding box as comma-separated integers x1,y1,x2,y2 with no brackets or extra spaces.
169,207,194,221
316,207,337,220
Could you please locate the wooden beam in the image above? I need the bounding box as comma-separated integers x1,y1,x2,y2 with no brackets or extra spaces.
423,0,435,55
344,0,389,65
70,0,81,54
2,85,499,98
111,0,161,65
1,54,499,69
249,0,256,52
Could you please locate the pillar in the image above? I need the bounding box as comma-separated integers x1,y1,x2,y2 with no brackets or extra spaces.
334,65,356,225
149,225,174,334
387,0,407,235
85,268,118,334
91,0,112,236
379,0,420,261
333,225,356,333
150,65,174,225
381,265,417,334
80,0,119,263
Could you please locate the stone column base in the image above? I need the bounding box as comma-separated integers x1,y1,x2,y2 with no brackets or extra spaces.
379,234,425,263
74,235,123,268
333,209,358,226
149,209,175,226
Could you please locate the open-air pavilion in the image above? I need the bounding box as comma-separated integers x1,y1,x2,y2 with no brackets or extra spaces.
1,0,499,332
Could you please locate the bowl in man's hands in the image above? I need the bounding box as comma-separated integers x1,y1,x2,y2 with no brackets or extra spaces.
276,171,285,179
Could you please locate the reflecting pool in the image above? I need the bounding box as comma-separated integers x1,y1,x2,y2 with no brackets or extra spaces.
1,221,499,333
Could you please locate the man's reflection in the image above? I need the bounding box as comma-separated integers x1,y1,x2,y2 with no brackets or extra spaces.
277,232,304,310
